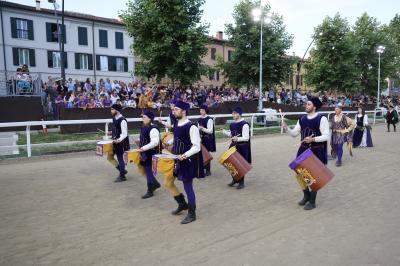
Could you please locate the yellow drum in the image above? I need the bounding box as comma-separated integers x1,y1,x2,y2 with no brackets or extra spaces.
219,147,252,181
152,154,178,179
96,140,113,157
124,149,145,176
125,149,141,165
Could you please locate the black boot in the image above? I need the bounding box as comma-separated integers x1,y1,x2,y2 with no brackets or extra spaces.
114,172,127,183
204,164,211,176
171,194,188,215
142,182,161,199
115,165,128,175
304,191,317,210
298,189,311,206
236,178,245,190
227,179,236,187
181,204,196,224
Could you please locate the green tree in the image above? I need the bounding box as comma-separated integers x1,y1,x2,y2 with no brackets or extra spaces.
385,14,400,87
120,0,209,85
218,0,293,89
305,14,359,93
350,13,398,95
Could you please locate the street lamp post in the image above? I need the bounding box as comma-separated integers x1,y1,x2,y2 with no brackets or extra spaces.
376,45,385,108
252,2,271,112
48,0,65,82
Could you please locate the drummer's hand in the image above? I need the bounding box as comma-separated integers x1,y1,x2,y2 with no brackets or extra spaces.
138,148,144,152
107,132,112,136
232,136,238,142
303,136,314,144
113,139,120,144
178,154,187,161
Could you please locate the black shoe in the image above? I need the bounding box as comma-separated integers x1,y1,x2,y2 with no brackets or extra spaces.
114,175,127,183
336,161,342,167
181,204,196,224
152,182,161,191
303,202,316,210
298,189,310,206
236,183,245,190
205,170,211,177
142,191,154,199
227,180,236,187
304,191,317,210
116,166,128,175
172,194,188,215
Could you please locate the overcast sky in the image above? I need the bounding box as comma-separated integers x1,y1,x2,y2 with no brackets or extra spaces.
8,0,399,57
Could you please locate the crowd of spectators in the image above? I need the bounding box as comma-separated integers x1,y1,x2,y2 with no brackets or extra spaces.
40,76,399,119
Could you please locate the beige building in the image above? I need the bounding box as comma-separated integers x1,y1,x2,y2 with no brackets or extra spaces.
137,31,312,91
195,31,234,87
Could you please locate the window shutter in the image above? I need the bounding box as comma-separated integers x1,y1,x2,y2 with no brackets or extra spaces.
46,23,52,42
11,18,17,38
75,53,80,69
13,48,19,66
115,32,124,49
124,57,128,72
88,54,93,70
96,55,100,71
99,30,108,48
63,52,68,69
78,27,88,45
47,51,53,68
108,56,116,71
27,20,34,40
29,49,36,67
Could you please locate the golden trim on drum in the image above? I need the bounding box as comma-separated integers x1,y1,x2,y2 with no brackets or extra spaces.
218,146,237,164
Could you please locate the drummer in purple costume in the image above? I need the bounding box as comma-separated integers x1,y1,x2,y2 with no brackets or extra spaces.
198,104,216,176
283,97,330,210
137,110,162,199
173,100,204,224
108,103,130,183
222,107,251,190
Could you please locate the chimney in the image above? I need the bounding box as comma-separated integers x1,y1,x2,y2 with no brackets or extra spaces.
36,0,41,10
216,31,223,40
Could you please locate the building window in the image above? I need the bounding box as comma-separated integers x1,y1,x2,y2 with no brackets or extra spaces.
47,51,67,68
18,48,30,65
75,53,93,70
79,54,89,70
211,48,216,60
116,57,124,72
100,56,108,71
115,32,124,49
99,29,108,48
13,48,35,67
16,19,28,39
11,18,34,40
78,27,88,46
46,22,66,43
228,50,233,61
53,52,62,69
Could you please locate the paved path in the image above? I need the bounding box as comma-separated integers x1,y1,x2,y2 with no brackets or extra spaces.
1,124,399,266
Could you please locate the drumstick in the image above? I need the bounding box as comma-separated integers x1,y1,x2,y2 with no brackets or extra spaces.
97,128,105,133
293,134,314,147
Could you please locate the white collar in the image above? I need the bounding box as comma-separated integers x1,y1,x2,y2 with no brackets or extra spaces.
177,117,190,126
306,113,318,119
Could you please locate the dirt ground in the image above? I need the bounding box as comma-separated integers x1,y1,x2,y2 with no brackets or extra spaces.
1,124,399,266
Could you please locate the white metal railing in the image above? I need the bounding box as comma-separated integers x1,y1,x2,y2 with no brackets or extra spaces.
0,109,383,158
